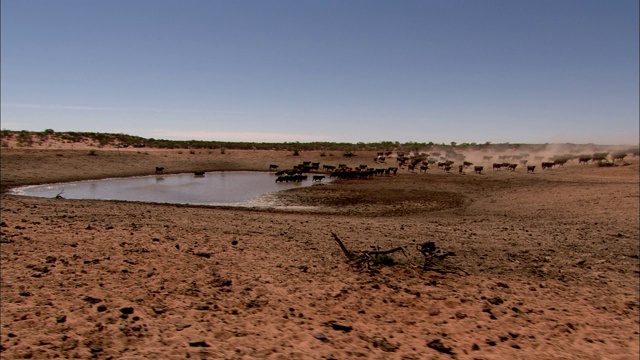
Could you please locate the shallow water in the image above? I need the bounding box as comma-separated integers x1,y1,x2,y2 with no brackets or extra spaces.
10,171,329,206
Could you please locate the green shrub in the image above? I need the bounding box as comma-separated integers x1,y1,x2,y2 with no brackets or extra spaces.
16,131,34,147
371,254,399,266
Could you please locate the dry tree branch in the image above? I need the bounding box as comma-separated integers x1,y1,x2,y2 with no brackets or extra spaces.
330,232,467,275
331,232,407,271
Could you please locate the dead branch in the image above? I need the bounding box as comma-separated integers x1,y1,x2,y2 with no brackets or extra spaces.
55,189,65,199
331,232,353,260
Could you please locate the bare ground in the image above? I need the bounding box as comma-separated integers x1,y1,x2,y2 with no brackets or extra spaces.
1,146,638,359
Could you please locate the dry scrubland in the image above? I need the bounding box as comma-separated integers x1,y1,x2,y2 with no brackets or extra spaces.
1,138,639,359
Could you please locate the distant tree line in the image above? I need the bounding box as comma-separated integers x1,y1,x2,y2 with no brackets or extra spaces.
2,129,635,156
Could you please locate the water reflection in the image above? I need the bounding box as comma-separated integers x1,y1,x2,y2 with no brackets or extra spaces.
11,171,329,206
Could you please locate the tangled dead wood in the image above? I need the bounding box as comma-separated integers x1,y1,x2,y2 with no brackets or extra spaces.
416,241,468,276
331,232,467,275
331,232,406,271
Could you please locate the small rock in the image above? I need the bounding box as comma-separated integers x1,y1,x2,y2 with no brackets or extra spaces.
97,305,107,312
314,333,328,342
56,315,66,323
152,306,168,314
488,296,504,305
120,307,134,315
496,282,509,288
577,259,587,266
83,296,102,304
471,343,480,351
231,240,238,246
189,341,210,347
373,338,399,352
427,339,454,354
329,322,352,332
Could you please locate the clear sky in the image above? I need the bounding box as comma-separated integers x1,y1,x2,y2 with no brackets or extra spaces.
2,0,638,145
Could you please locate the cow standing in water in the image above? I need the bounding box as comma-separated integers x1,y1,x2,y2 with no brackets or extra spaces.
155,167,165,174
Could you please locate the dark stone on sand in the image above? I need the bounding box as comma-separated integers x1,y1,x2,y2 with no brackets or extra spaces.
120,307,134,315
83,296,102,304
314,333,328,342
488,296,504,305
189,341,210,347
330,323,352,332
152,306,168,314
427,339,454,354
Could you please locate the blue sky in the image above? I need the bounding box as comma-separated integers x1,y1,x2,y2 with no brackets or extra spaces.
2,0,638,145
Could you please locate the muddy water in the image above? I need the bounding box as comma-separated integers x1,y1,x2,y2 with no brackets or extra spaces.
10,171,329,206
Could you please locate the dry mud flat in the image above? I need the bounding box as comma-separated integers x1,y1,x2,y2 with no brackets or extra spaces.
0,147,639,359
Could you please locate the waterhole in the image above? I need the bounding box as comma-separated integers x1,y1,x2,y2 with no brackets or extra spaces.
10,171,330,207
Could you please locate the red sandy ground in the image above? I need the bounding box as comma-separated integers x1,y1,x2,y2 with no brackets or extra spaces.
1,142,638,359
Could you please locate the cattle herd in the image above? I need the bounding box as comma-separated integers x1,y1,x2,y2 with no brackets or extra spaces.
262,149,638,183
151,149,637,183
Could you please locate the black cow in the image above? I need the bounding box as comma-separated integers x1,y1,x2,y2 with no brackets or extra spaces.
269,164,279,171
527,165,536,173
541,162,555,170
155,167,165,174
474,166,483,174
312,175,325,182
